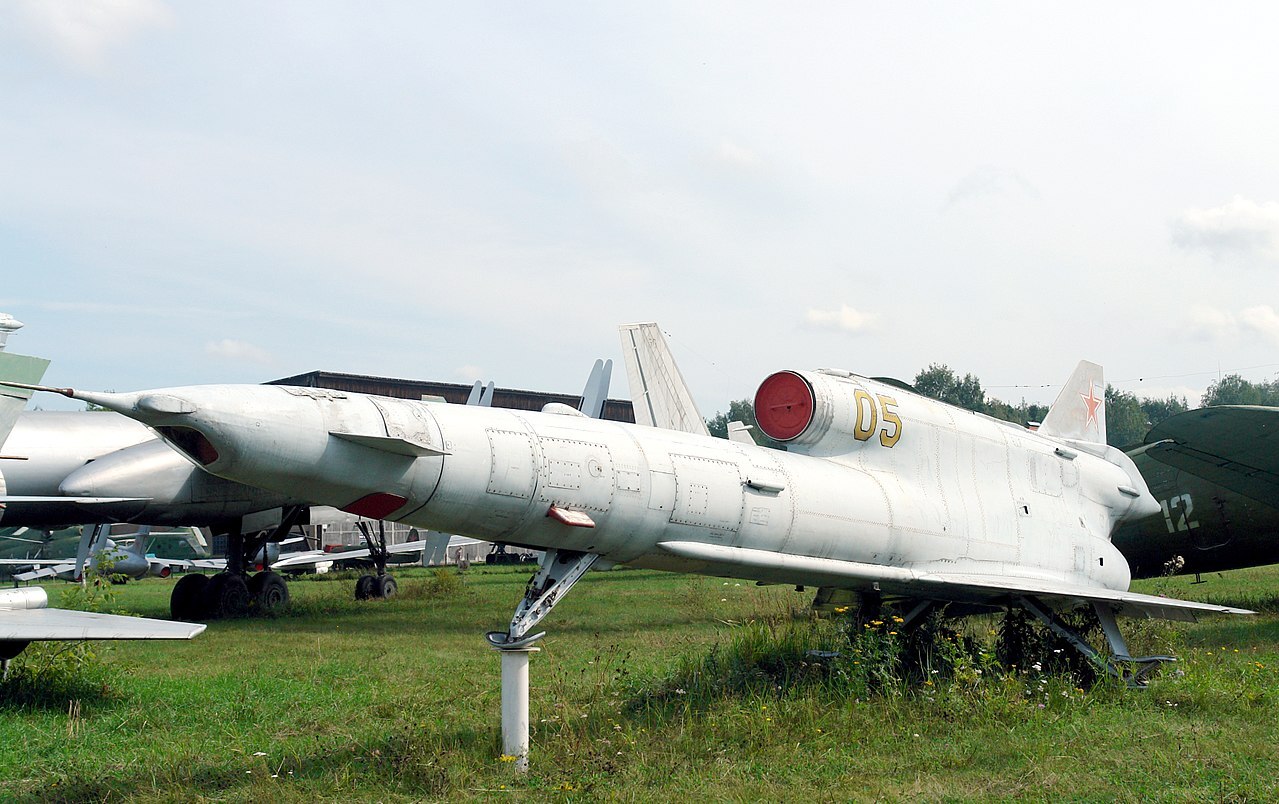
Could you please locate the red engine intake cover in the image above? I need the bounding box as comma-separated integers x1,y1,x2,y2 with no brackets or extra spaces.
754,371,815,441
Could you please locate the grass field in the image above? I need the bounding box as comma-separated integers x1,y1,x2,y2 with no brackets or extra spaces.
3,563,1279,802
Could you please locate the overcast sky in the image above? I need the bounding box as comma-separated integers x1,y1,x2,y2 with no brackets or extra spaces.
2,1,1277,417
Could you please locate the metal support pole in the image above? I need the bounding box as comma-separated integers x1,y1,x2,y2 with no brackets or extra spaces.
499,647,535,773
496,645,539,773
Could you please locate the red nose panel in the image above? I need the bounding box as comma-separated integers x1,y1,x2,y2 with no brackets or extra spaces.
342,493,408,520
754,371,815,441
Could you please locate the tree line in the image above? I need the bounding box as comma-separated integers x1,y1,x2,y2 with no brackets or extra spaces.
708,366,1279,450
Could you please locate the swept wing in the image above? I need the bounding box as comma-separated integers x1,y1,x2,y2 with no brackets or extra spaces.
1138,405,1279,507
658,541,1250,623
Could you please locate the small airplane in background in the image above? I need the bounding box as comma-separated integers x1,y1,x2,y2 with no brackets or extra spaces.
270,526,481,598
0,525,209,583
16,329,1248,686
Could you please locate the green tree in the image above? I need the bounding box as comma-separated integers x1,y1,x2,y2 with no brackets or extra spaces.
706,399,786,450
912,364,986,413
1202,374,1279,407
1139,394,1188,428
984,399,1049,427
1105,385,1148,448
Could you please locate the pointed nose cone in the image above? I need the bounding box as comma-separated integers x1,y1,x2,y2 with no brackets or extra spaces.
67,389,149,414
70,389,198,421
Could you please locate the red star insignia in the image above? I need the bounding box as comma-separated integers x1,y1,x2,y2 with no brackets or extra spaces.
1079,383,1102,429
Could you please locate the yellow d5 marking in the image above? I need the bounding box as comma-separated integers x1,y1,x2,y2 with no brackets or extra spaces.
853,390,902,448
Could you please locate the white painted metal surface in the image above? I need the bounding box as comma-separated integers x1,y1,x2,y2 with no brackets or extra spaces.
498,646,538,773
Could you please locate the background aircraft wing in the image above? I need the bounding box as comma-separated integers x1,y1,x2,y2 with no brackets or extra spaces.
0,607,205,641
618,322,709,436
268,549,334,570
12,564,70,582
386,534,481,556
270,534,482,570
1139,405,1279,506
0,558,74,566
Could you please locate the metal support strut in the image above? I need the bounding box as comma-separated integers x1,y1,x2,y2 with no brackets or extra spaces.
73,523,110,585
356,521,390,577
485,548,601,650
1018,596,1175,688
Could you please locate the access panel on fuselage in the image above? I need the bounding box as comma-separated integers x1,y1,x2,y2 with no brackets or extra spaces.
486,429,538,499
537,437,615,514
669,454,745,535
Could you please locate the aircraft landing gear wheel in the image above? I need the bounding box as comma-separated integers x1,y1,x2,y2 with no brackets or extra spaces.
205,572,251,619
374,575,397,599
171,574,210,621
249,571,289,615
355,574,375,601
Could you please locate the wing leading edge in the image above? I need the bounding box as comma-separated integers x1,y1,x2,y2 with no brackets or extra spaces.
657,541,1251,623
0,587,205,642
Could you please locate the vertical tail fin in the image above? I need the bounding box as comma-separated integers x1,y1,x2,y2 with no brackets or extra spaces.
1037,360,1106,444
618,322,709,436
127,526,152,557
465,381,495,407
74,523,114,580
417,530,451,567
578,359,613,419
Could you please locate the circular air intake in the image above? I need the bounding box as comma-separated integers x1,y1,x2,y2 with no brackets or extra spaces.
754,371,815,441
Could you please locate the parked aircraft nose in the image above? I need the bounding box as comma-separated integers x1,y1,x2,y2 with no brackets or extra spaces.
54,388,228,468
59,439,193,502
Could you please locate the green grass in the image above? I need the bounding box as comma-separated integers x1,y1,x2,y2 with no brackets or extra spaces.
2,565,1279,801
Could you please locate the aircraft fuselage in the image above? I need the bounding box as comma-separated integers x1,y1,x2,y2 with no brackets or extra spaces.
90,379,1152,600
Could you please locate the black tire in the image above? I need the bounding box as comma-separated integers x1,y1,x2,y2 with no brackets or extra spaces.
206,572,251,619
374,575,397,599
252,571,289,614
171,573,210,621
247,571,266,600
355,574,375,601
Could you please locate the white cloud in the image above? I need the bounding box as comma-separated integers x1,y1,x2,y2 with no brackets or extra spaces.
204,339,274,366
1240,305,1279,344
12,0,173,70
1171,197,1279,261
1185,304,1279,346
944,166,1039,210
1186,304,1239,341
804,304,877,334
454,365,485,382
714,140,761,169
